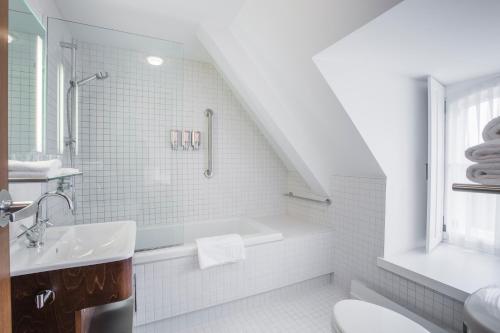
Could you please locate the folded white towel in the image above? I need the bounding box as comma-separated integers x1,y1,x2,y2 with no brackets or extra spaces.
483,116,500,141
467,163,500,185
196,234,245,270
8,159,62,172
465,139,500,163
9,168,80,179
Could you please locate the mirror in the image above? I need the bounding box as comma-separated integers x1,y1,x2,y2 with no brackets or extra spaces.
8,0,46,158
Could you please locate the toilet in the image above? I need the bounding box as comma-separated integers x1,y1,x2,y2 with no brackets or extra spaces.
332,300,430,333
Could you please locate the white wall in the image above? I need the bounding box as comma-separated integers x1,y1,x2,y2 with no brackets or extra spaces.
230,0,396,176
333,67,427,255
316,50,428,254
315,46,429,256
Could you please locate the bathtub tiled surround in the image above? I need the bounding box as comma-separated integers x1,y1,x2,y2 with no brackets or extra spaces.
135,275,346,333
67,40,287,227
133,217,335,328
287,174,465,332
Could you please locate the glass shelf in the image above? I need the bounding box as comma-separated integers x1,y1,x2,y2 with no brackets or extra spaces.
9,171,83,183
452,183,500,194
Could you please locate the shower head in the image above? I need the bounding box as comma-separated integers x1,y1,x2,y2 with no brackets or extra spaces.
96,71,109,80
76,71,109,86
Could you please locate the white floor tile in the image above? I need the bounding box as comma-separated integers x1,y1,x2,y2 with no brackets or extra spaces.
175,284,345,333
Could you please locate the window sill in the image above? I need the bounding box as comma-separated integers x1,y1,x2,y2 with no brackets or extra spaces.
377,243,500,302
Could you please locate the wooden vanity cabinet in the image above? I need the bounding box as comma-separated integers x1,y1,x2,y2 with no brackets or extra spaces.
11,258,132,333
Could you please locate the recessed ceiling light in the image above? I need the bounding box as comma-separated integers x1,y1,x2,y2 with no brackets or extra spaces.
8,34,13,43
147,56,163,66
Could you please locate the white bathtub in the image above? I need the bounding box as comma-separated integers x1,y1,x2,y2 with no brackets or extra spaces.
133,217,283,264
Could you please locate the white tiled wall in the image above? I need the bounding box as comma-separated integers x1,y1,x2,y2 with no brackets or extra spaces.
133,230,335,327
287,173,465,332
8,31,37,155
65,40,287,227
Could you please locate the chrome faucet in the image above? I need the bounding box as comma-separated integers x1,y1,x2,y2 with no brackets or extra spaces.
17,191,74,248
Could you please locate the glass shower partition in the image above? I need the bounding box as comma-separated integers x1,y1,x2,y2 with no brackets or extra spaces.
46,18,184,249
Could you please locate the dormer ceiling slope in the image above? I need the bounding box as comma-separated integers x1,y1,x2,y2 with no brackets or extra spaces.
53,0,401,195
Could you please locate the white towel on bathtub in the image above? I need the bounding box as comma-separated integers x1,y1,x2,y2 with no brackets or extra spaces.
196,234,245,270
465,139,500,163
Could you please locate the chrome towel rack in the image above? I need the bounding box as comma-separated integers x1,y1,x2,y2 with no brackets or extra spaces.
452,183,500,194
284,192,331,205
204,109,214,178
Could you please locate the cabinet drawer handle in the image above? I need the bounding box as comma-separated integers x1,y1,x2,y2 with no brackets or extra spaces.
35,290,55,309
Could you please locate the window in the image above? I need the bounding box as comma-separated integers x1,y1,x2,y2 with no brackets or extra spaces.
444,76,500,255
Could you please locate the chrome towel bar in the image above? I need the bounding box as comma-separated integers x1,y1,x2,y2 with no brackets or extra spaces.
284,192,331,205
452,183,500,194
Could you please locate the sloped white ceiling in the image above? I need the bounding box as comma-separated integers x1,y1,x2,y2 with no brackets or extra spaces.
53,0,245,62
53,0,401,196
199,0,400,194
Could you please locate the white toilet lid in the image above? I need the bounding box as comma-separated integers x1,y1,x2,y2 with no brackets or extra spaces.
333,300,429,333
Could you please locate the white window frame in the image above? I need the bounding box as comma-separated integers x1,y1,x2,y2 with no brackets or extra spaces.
427,74,500,255
426,76,446,253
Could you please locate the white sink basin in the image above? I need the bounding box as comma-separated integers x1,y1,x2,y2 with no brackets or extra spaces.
10,220,136,276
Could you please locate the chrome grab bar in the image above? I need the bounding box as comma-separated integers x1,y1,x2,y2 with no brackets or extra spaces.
204,109,214,178
284,192,331,205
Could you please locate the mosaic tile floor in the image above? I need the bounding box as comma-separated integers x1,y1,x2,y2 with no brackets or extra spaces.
176,284,346,333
